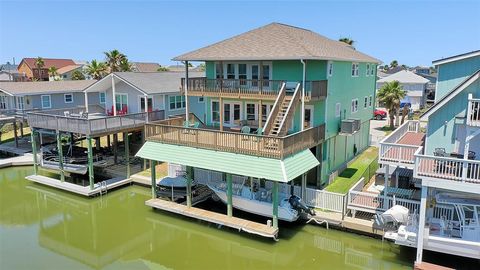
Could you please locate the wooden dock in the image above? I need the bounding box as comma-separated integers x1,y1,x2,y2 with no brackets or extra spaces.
26,174,132,196
146,198,279,240
414,262,454,270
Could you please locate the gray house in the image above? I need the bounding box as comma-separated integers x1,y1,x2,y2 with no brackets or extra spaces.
0,80,98,111
83,72,206,121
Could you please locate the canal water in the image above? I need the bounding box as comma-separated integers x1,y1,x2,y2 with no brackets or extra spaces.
1,167,478,270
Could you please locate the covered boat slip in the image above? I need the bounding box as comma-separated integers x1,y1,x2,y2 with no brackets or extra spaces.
136,141,320,239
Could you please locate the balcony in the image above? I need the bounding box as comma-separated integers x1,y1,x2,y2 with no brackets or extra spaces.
379,120,425,168
145,115,325,159
467,95,480,127
180,77,327,101
26,105,165,136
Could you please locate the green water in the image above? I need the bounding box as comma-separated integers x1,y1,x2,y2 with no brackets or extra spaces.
0,167,477,270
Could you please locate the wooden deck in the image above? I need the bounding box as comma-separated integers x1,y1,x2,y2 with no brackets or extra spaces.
380,132,425,165
145,198,279,239
26,174,132,196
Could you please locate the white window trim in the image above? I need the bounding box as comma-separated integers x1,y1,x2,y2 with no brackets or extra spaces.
304,105,314,128
198,96,205,103
64,93,74,104
335,103,341,117
364,96,368,108
99,92,106,104
327,61,333,77
16,96,25,110
245,102,258,121
369,95,373,107
41,95,51,109
351,98,358,113
169,95,185,111
214,62,273,81
138,95,154,112
351,63,359,77
115,93,128,111
211,99,220,123
366,64,370,77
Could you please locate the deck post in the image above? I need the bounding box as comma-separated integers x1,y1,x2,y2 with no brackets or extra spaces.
112,75,117,116
57,132,65,182
219,97,224,131
19,121,24,138
258,100,263,129
87,136,94,190
226,173,233,217
31,129,38,175
151,160,157,198
84,91,89,113
415,186,428,264
113,133,118,164
124,132,130,178
13,120,18,148
272,181,279,229
106,135,111,148
384,165,390,209
301,174,307,199
186,166,192,207
95,137,100,151
184,61,189,124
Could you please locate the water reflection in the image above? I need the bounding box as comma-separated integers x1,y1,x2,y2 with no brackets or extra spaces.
1,167,475,270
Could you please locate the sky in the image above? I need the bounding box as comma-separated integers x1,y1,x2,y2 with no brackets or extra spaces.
0,0,479,67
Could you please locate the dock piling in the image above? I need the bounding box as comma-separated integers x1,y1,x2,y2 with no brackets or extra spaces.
31,129,38,175
57,132,65,182
87,136,94,190
226,173,233,217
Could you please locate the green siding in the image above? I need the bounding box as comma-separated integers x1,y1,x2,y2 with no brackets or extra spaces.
136,142,319,182
436,56,480,101
426,79,480,154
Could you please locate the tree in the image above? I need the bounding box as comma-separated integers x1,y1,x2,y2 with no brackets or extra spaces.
401,104,410,125
157,66,169,72
377,80,406,129
197,63,206,71
119,58,132,72
85,60,107,80
34,57,45,80
71,70,85,80
104,49,127,73
390,60,398,68
339,37,355,47
48,66,58,80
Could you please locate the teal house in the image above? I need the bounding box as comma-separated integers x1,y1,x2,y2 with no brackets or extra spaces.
137,23,379,230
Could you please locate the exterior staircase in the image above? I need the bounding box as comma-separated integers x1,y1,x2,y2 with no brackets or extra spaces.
264,82,301,136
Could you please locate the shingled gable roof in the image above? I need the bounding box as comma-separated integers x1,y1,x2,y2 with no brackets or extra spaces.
173,23,380,63
19,58,76,70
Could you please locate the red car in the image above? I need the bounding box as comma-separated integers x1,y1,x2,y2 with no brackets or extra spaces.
374,109,387,120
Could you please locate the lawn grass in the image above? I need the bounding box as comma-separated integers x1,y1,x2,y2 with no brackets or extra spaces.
325,146,378,194
0,127,31,144
137,162,168,179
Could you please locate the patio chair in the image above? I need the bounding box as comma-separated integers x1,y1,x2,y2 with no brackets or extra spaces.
434,148,446,157
64,111,70,117
240,120,248,126
81,112,88,119
468,151,476,160
240,126,251,134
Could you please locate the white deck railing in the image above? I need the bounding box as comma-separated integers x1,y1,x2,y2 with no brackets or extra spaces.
414,146,480,184
379,120,423,166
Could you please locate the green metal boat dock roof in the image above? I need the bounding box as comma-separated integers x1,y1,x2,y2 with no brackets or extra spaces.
136,141,319,183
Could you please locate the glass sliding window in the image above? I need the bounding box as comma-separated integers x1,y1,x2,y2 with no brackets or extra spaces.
140,97,153,112
246,103,256,120
238,64,247,86
224,103,231,123
233,104,241,121
251,65,259,87
212,101,220,122
226,64,235,79
17,97,24,110
262,65,270,87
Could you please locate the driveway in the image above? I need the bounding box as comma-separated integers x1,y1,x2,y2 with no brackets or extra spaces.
370,107,389,146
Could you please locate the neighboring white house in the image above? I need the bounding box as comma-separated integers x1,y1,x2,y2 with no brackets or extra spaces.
49,65,84,81
377,70,430,110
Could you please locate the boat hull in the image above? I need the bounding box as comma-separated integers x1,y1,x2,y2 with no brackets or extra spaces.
208,185,299,222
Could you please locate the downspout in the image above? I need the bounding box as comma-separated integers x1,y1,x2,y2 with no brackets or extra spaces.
112,75,117,116
301,59,306,131
184,61,189,123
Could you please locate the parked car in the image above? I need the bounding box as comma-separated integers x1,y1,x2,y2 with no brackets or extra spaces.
400,102,411,108
374,109,387,120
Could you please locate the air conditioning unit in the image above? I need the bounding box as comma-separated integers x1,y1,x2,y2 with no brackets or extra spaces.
341,119,361,134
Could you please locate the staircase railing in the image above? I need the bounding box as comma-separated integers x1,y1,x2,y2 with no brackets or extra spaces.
277,83,301,136
263,82,286,134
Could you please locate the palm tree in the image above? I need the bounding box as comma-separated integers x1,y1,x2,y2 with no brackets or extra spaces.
377,81,406,129
34,57,45,80
339,37,355,48
71,70,85,80
104,49,127,73
86,60,107,80
48,66,58,80
119,58,132,72
390,60,398,68
157,66,169,72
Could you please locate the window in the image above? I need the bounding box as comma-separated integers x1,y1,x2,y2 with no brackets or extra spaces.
198,97,204,103
0,96,7,109
215,63,223,79
370,65,375,76
366,64,370,76
169,95,185,110
17,97,24,110
238,64,247,85
262,65,270,86
140,97,153,112
351,99,358,113
364,96,368,108
64,94,73,103
226,64,235,79
327,61,333,77
99,92,106,104
41,95,51,109
115,93,128,111
369,95,373,107
351,63,359,77
335,103,341,117
246,103,256,120
304,106,314,128
212,101,220,122
251,65,259,86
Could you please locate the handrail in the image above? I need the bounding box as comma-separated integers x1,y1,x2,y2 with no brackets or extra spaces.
263,82,286,134
277,83,301,136
379,120,421,144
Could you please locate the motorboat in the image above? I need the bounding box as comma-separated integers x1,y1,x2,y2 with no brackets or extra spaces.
207,178,313,222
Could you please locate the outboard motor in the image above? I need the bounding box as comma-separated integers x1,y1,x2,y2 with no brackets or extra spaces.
289,195,315,216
